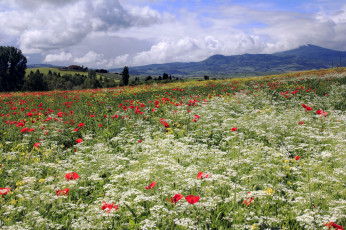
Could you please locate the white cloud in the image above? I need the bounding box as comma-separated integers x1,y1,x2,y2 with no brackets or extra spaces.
74,51,103,64
44,52,73,63
1,0,346,68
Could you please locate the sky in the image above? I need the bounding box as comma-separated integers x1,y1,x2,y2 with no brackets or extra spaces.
0,0,346,68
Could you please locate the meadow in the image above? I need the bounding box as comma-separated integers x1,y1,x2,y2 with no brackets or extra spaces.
0,68,345,229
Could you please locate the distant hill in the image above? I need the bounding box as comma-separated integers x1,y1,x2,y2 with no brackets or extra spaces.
110,44,346,77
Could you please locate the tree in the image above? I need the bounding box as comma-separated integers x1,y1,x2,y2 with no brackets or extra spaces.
204,75,210,80
162,73,169,80
121,66,130,86
0,46,27,91
22,70,48,91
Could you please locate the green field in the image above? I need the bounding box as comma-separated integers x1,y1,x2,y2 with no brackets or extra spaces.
0,68,345,229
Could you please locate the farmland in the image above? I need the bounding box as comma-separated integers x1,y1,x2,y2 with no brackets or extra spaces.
0,68,345,229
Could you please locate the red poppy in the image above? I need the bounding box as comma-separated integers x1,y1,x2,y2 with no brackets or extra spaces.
325,222,344,230
101,201,118,214
56,188,69,196
34,143,41,148
20,127,29,133
0,188,11,195
145,181,156,189
185,195,200,204
197,171,209,179
231,127,237,132
298,121,304,125
302,103,313,111
77,123,84,127
76,138,83,143
294,156,300,161
194,115,200,119
242,196,254,206
73,128,79,132
65,172,80,181
98,124,103,127
167,194,184,205
138,140,142,143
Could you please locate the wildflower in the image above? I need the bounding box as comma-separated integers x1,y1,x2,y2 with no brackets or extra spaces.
197,171,209,179
231,127,237,132
167,194,184,205
34,143,41,148
264,188,275,195
65,172,80,181
302,103,313,111
56,188,69,196
101,201,118,214
0,187,11,195
243,196,254,206
76,138,83,143
20,127,29,133
294,156,300,161
325,222,344,230
298,121,304,125
73,128,79,132
98,124,103,127
138,140,142,143
77,123,84,127
145,182,156,189
185,195,200,204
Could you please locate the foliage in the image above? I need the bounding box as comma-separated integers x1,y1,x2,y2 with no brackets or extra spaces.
0,46,27,91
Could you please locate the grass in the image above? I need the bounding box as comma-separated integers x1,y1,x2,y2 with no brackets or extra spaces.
0,68,345,229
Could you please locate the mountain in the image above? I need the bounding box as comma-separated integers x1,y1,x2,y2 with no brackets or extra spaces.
27,64,64,68
110,44,346,77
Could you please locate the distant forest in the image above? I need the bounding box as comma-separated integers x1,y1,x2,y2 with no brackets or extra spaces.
0,46,184,92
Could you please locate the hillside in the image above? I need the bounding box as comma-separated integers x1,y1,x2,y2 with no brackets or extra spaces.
110,44,346,77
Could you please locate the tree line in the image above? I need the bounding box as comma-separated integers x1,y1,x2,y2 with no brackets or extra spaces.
0,46,187,92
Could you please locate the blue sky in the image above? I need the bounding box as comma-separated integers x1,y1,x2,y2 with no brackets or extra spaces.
0,0,345,68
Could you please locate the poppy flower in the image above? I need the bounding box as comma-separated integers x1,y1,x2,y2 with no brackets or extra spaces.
145,181,156,189
76,138,83,143
298,121,304,125
56,188,69,196
302,103,313,111
102,201,118,214
294,156,300,161
167,194,184,205
242,196,254,206
77,123,84,127
185,195,200,204
20,127,29,133
231,127,237,132
325,222,344,230
197,171,209,179
138,140,142,143
34,143,41,148
0,188,11,195
65,172,79,181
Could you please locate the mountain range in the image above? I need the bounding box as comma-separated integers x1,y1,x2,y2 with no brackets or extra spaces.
109,44,346,77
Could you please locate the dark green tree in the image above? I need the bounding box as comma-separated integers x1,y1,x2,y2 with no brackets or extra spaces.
162,73,169,80
0,46,27,91
121,66,130,86
23,70,48,91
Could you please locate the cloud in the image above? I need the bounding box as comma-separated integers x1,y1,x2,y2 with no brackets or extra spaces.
1,0,346,68
44,52,73,63
0,0,161,54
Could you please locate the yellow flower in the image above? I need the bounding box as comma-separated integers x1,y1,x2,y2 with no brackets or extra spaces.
264,188,275,195
38,179,45,183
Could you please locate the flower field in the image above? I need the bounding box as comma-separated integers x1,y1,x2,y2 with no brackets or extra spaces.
0,68,345,230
